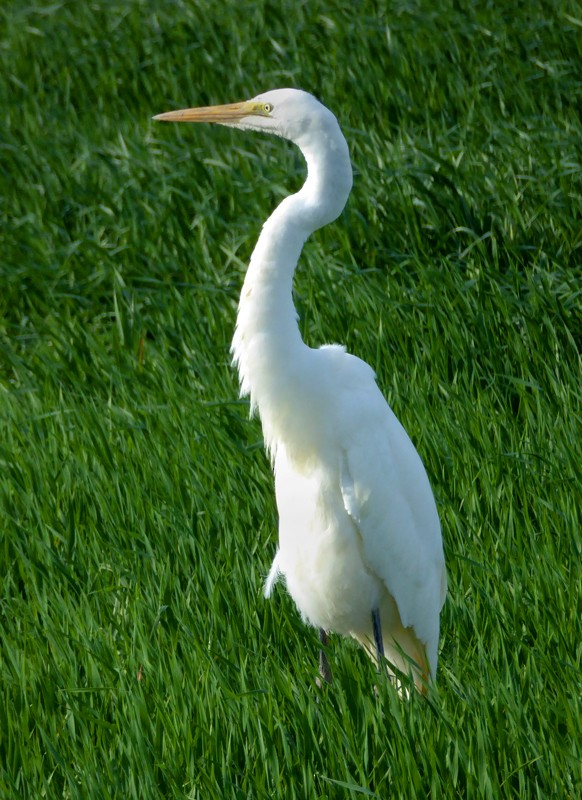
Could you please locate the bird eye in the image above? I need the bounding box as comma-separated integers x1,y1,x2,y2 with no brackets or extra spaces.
263,102,273,114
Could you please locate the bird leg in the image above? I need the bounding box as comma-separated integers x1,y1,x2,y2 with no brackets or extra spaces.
318,628,333,684
371,608,385,673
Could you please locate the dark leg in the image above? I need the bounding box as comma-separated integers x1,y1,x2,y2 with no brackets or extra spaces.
318,628,333,684
372,608,385,671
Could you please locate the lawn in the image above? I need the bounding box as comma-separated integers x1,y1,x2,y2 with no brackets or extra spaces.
0,1,580,797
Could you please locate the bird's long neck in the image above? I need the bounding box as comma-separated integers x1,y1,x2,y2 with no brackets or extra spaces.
231,198,308,405
231,127,352,450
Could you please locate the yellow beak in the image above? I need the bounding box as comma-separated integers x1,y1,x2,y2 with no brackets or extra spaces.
153,100,268,124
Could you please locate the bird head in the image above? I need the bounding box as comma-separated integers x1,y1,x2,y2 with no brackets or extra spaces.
154,88,339,147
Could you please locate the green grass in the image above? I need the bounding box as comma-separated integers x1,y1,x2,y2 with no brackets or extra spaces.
1,0,580,797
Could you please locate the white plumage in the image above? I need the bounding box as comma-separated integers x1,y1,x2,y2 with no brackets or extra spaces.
154,88,447,690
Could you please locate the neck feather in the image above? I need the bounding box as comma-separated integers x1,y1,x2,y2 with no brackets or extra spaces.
230,124,352,450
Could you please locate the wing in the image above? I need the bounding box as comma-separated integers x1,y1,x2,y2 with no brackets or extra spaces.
337,360,447,673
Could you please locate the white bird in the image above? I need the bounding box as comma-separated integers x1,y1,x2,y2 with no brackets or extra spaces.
154,89,447,691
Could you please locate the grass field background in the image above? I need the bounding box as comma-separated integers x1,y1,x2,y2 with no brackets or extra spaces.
1,1,580,797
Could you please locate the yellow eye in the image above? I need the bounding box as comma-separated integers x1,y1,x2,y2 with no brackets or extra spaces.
263,102,273,114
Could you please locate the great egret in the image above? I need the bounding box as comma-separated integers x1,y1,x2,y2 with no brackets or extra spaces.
154,89,447,691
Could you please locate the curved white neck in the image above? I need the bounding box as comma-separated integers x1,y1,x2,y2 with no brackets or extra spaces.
231,123,352,444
